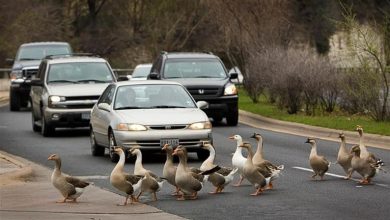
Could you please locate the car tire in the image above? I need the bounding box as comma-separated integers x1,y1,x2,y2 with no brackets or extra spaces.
197,149,209,161
226,108,238,126
90,128,105,156
212,116,223,123
41,111,55,137
9,88,20,111
108,131,119,163
31,110,40,132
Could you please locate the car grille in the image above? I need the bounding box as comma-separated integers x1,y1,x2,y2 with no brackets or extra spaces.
148,125,187,130
187,87,220,96
136,139,202,148
22,68,38,78
52,96,100,109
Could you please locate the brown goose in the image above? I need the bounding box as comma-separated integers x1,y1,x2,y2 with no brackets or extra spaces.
238,143,270,196
162,144,180,195
110,147,142,205
48,154,89,203
356,125,383,166
305,138,330,180
250,133,284,189
350,145,381,184
172,146,219,200
337,132,353,179
136,172,166,202
200,143,238,194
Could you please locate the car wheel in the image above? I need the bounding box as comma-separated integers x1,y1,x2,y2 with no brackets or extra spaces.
9,88,20,111
226,108,238,126
31,110,40,132
212,116,223,123
197,149,209,161
41,111,55,137
108,131,119,163
90,128,105,156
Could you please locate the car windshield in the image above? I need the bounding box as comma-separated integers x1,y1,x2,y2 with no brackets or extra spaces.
132,65,152,78
114,84,197,110
47,62,114,84
163,58,227,79
16,45,71,61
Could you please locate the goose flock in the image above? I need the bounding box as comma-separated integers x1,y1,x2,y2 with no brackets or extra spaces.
48,125,385,204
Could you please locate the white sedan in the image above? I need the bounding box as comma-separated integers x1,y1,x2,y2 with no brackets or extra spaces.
89,80,212,162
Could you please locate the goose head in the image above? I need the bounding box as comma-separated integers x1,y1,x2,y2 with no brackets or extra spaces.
356,125,363,135
250,133,262,141
48,154,60,161
172,145,186,156
113,147,125,155
162,144,173,152
128,145,141,156
201,142,214,151
338,132,345,140
305,137,316,145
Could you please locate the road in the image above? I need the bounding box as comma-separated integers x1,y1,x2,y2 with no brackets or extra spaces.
0,105,389,220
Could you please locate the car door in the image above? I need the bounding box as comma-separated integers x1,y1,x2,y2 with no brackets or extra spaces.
92,84,116,146
31,61,47,120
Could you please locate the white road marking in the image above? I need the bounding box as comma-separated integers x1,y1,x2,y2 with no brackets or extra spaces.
292,166,389,188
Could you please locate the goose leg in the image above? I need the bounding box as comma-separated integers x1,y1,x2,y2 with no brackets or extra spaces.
171,186,181,196
56,197,67,203
117,195,129,206
266,182,273,190
233,175,244,186
250,187,263,196
190,192,198,200
311,173,317,180
218,186,224,193
152,192,157,201
136,191,143,200
209,186,219,194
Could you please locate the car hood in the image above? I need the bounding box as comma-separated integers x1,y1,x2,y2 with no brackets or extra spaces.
47,83,109,96
116,108,208,125
166,78,227,88
12,60,42,70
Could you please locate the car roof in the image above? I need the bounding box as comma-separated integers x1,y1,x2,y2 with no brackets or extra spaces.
46,56,108,64
164,52,217,59
115,80,183,86
20,42,70,47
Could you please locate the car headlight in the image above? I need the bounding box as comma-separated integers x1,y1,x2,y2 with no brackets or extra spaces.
10,70,22,80
117,123,147,131
224,83,237,95
189,121,212,130
48,95,66,107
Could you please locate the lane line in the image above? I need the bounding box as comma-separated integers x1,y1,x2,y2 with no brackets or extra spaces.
292,166,389,188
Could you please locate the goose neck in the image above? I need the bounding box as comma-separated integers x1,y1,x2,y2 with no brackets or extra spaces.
113,151,126,172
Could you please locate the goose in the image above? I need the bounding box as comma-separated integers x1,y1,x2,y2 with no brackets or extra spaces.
129,146,159,179
200,143,238,194
305,138,330,180
48,154,90,203
238,143,271,196
110,147,142,205
356,125,384,166
229,134,247,186
162,144,180,195
337,132,353,179
136,172,166,202
350,145,381,184
172,145,220,200
250,133,284,189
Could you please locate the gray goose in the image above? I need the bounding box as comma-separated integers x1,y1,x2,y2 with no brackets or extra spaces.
200,143,238,194
48,154,89,203
173,146,220,200
136,172,166,202
337,132,353,179
305,138,330,180
162,144,180,195
238,143,270,196
110,147,142,205
250,133,284,189
350,145,381,184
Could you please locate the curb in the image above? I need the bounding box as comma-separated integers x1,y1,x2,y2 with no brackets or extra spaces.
0,151,34,185
239,110,390,150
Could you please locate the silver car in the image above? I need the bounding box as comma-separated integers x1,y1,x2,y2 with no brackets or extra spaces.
89,80,212,162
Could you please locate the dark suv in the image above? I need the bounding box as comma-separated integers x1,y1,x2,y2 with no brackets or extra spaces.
8,42,72,111
148,52,239,125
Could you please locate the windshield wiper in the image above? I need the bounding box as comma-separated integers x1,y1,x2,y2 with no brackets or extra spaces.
77,79,108,83
151,105,187,108
115,106,142,110
19,58,39,61
194,76,218,78
48,80,76,84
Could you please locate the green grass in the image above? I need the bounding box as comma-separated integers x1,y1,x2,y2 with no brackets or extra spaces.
238,89,390,136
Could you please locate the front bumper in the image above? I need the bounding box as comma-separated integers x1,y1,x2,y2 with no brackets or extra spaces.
194,95,238,117
43,107,91,128
113,128,213,152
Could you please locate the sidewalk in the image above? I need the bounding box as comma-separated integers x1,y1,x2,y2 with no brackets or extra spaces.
0,151,184,220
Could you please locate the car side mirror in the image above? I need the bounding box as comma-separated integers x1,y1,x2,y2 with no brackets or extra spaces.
196,101,209,110
148,72,159,79
117,76,129,81
30,79,43,86
229,72,238,79
97,103,111,112
5,58,14,65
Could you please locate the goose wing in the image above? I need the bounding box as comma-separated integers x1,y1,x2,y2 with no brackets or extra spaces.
65,176,89,188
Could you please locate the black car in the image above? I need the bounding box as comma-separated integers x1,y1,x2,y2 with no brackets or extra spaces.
7,42,72,111
148,52,239,125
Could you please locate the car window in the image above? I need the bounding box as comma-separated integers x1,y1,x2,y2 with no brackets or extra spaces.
47,62,114,84
163,58,227,79
16,45,71,61
99,85,116,105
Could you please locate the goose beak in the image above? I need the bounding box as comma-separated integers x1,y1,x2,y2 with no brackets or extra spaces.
172,149,178,156
228,135,234,139
162,144,169,151
250,133,256,139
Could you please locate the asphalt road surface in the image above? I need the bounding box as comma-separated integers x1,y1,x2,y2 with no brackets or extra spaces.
0,105,389,220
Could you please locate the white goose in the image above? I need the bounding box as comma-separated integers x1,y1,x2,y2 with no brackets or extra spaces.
229,134,247,186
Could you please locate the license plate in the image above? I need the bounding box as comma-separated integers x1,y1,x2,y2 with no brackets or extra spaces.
81,113,90,120
160,138,179,147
